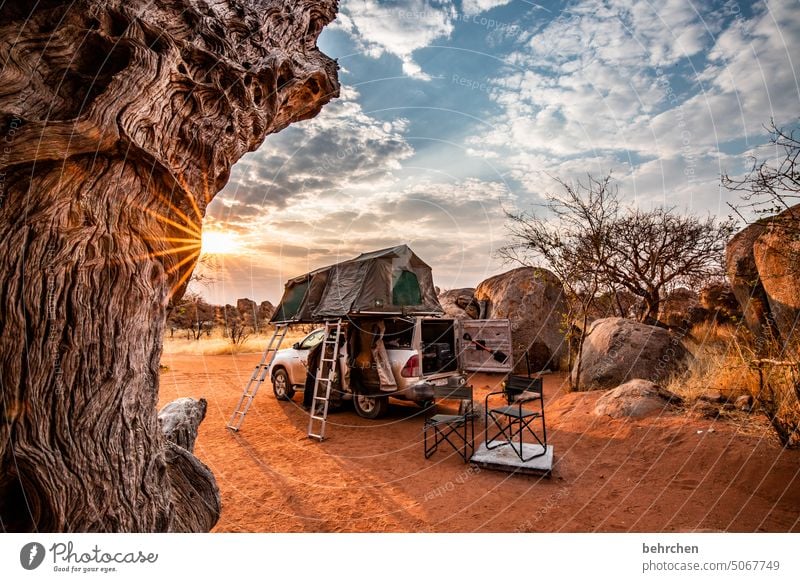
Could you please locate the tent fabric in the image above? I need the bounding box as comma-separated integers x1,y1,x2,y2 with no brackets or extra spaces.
270,245,443,323
270,279,309,323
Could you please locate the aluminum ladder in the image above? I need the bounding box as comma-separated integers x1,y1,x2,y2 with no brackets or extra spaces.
307,319,343,441
227,323,289,431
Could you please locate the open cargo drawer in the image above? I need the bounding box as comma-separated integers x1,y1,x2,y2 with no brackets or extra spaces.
455,319,513,373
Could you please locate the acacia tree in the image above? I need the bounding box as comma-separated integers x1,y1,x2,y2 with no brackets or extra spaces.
0,1,339,532
167,293,215,340
217,304,250,346
501,174,736,332
499,175,618,389
604,208,737,322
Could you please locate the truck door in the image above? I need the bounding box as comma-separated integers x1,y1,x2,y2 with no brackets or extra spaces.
456,319,514,373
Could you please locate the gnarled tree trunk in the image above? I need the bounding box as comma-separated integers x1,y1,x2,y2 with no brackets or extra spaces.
0,0,339,532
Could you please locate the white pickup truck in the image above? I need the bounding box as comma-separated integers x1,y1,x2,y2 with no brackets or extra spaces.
269,317,512,418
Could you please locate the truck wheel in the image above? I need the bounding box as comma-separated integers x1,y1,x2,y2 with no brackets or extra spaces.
353,394,388,419
272,368,295,401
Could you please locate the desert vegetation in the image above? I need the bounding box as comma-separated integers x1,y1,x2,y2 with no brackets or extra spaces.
166,294,274,341
162,293,318,354
492,121,800,448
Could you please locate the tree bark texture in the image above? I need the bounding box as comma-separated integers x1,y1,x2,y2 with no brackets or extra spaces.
0,0,339,532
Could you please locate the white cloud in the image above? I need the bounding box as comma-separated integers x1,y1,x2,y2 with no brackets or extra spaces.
701,0,800,137
461,0,515,17
468,0,799,209
337,0,457,80
214,85,414,214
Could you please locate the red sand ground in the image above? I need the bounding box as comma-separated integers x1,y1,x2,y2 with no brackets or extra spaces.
159,352,800,532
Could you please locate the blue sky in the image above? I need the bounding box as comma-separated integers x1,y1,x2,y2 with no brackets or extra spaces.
198,0,800,305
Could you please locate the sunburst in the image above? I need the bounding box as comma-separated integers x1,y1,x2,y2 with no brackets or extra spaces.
201,230,241,255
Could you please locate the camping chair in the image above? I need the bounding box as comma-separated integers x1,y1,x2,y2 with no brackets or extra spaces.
484,375,547,462
424,383,475,463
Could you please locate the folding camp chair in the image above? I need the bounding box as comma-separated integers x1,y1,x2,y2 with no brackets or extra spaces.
424,383,475,462
484,374,547,462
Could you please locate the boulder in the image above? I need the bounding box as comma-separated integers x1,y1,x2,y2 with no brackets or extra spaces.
158,397,208,454
593,379,678,418
699,282,742,324
658,288,701,328
259,300,276,321
725,217,781,341
726,206,800,352
474,267,568,372
735,394,754,412
438,288,480,319
751,207,800,350
237,297,258,325
572,317,692,390
698,389,725,403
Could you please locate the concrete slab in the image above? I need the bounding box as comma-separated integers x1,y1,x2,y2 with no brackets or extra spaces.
470,441,554,477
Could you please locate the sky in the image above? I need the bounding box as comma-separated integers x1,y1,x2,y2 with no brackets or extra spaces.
195,0,800,305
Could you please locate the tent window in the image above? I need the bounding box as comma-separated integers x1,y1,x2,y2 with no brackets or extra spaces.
277,280,309,320
392,270,421,306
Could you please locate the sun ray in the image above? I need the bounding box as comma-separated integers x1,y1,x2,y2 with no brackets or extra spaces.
169,255,201,297
134,189,197,232
166,248,201,275
143,207,203,238
177,173,204,223
144,236,203,244
138,243,202,261
145,179,203,233
150,189,202,234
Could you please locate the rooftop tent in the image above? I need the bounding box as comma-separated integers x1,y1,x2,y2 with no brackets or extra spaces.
270,245,443,323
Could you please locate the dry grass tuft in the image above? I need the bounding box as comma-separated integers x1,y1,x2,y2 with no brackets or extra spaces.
665,322,759,402
667,321,800,447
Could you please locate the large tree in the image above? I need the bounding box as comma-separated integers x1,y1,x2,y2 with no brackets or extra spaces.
0,0,339,532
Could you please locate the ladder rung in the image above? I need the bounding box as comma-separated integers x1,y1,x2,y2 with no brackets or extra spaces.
306,319,343,440
227,323,289,431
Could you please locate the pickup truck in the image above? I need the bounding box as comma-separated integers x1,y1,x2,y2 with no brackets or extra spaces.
268,317,512,418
